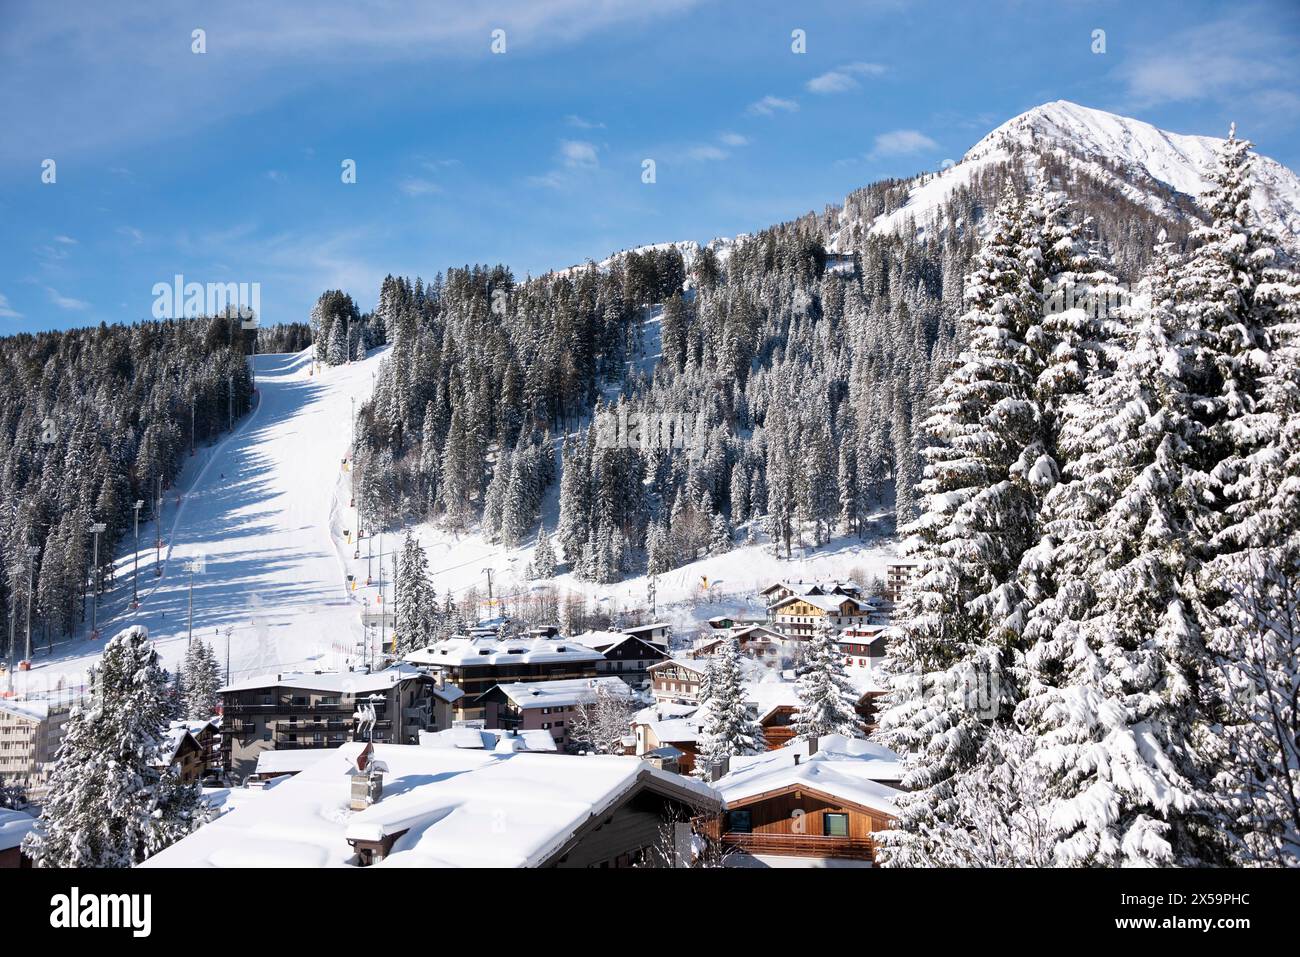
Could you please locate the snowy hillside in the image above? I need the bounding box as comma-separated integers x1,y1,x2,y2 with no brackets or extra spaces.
832,100,1300,254
5,349,389,701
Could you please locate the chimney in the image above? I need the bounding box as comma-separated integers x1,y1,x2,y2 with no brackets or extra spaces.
350,769,384,810
807,736,819,756
794,753,801,766
706,755,730,783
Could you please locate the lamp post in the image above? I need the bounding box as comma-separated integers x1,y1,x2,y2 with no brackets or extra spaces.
89,522,106,639
24,545,38,662
132,500,144,608
156,476,163,574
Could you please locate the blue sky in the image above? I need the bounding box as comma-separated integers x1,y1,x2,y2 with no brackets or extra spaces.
1,0,1297,332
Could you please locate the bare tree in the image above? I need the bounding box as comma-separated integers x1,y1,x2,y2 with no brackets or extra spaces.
639,809,735,868
566,683,638,754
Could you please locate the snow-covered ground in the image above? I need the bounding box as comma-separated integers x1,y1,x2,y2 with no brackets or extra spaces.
6,348,390,701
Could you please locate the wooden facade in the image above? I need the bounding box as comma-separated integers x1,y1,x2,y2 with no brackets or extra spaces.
708,783,892,863
649,660,705,703
759,705,798,750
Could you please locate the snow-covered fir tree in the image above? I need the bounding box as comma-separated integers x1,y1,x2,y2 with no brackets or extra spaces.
394,531,437,655
876,183,1050,864
792,619,861,741
181,638,221,721
23,626,209,867
696,638,765,772
1015,231,1222,866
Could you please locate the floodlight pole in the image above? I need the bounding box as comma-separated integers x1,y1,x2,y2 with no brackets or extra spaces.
25,545,38,661
89,522,107,637
133,500,144,606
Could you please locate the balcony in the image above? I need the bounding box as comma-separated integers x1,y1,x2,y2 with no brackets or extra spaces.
718,832,875,861
274,737,348,749
224,702,381,715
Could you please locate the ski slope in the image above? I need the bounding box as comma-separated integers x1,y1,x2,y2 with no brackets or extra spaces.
6,348,389,701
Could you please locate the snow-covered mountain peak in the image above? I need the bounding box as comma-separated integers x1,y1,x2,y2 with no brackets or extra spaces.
964,100,1225,198
838,99,1300,255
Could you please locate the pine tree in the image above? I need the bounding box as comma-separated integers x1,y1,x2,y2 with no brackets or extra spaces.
1179,128,1300,865
24,626,208,867
181,639,221,721
394,532,435,655
1016,235,1222,866
792,619,860,741
530,525,557,579
696,638,765,772
875,184,1049,861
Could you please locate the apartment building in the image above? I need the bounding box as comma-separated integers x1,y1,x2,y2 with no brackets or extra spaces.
768,593,881,641
885,561,921,604
403,635,603,721
218,664,456,781
476,676,633,750
0,698,71,796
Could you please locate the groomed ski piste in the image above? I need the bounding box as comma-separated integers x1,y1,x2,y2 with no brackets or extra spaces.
6,348,389,702
6,334,902,706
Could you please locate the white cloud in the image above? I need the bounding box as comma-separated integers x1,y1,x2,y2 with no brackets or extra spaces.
46,287,89,310
806,62,887,94
1118,16,1300,111
54,235,77,245
747,95,799,117
685,144,729,162
560,139,600,169
399,177,442,196
0,293,21,319
565,114,606,130
870,129,939,157
266,169,287,183
117,225,145,244
718,131,749,147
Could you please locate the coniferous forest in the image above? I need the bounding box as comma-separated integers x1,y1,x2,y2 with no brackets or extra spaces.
327,135,1227,589
0,316,255,653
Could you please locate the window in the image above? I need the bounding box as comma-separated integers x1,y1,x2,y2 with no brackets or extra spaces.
727,810,752,834
824,813,849,837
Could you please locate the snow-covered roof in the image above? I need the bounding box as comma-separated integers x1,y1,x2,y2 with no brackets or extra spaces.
254,748,337,777
633,701,698,725
0,807,36,852
430,683,465,703
769,593,871,614
574,630,636,652
486,676,632,710
219,663,430,695
744,679,801,721
141,743,718,868
714,735,904,816
156,725,197,766
621,622,670,636
762,579,860,596
418,727,557,753
649,718,701,744
0,697,61,722
648,656,706,677
404,635,603,668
